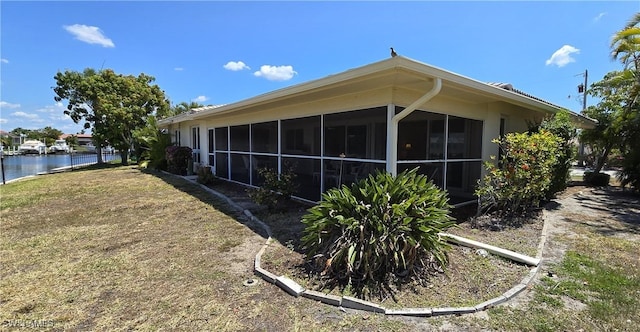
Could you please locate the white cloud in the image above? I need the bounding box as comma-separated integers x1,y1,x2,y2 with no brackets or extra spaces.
0,101,21,109
192,95,208,103
174,67,184,71
0,58,8,64
253,65,297,81
36,102,65,113
49,114,72,121
593,12,607,22
224,61,250,71
12,111,39,119
0,118,7,124
63,24,115,48
545,45,580,67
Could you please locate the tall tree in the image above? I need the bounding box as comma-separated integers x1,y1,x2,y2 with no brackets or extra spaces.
582,13,640,190
610,13,640,190
64,135,79,148
53,68,106,162
582,71,633,174
39,126,63,146
54,69,170,165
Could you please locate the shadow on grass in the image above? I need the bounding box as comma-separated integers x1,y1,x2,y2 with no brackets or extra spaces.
63,161,124,173
572,187,640,237
144,169,271,240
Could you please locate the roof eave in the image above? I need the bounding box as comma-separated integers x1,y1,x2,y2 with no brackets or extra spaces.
159,56,597,128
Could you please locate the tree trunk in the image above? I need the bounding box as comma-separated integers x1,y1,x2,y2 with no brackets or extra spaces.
96,146,104,164
593,143,614,174
120,150,129,166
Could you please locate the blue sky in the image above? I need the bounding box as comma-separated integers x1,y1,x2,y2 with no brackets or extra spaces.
1,1,638,134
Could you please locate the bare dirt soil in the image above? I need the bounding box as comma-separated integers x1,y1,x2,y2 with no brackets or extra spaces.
209,181,542,308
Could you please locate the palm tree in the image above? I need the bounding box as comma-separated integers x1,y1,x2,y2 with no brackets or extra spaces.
611,13,640,107
171,101,205,117
609,13,640,189
611,12,640,69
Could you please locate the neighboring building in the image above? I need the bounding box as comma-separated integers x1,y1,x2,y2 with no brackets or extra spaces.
158,56,596,205
60,133,93,147
0,130,24,147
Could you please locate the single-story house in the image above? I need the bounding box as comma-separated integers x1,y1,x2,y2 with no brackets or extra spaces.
158,56,596,205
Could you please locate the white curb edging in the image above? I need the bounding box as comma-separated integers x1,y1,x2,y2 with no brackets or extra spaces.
440,232,540,266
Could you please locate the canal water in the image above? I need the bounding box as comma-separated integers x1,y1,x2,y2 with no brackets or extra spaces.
0,154,120,183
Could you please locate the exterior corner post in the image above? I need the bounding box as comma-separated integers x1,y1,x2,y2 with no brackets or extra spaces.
386,104,397,175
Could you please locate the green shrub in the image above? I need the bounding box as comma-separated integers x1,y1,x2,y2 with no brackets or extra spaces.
584,171,611,186
476,130,561,217
618,146,640,192
148,132,173,170
301,168,454,299
166,146,192,175
247,166,297,211
538,110,577,198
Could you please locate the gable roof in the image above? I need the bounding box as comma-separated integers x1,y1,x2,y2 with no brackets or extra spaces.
159,56,596,128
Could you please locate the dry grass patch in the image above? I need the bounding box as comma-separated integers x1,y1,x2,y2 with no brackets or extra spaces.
2,166,363,331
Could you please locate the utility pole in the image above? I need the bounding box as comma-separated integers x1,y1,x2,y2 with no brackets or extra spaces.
576,69,588,167
582,69,588,111
577,69,588,110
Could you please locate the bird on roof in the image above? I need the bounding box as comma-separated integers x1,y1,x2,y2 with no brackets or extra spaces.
390,47,397,57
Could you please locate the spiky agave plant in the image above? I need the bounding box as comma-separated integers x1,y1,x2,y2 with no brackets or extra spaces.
301,168,454,299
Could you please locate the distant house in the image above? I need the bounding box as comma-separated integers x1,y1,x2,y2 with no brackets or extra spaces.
60,133,93,147
158,56,596,205
0,130,24,147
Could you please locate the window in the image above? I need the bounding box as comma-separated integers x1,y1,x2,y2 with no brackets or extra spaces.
281,116,320,156
191,127,201,163
215,152,228,179
398,162,444,188
283,157,321,201
208,128,215,168
215,127,228,151
251,121,278,153
397,110,483,204
230,125,250,152
230,153,250,184
191,127,200,149
252,155,278,186
208,129,214,154
447,116,482,159
323,107,386,159
397,111,445,160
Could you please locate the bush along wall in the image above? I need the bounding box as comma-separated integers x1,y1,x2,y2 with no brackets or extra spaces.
538,110,577,198
166,146,192,175
476,130,561,217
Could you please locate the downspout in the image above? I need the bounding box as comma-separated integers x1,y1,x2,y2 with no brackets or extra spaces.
387,77,442,176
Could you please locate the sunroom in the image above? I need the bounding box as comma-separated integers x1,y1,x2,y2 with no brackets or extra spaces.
159,56,595,206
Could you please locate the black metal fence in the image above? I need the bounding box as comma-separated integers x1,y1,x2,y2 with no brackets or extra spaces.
70,151,122,170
